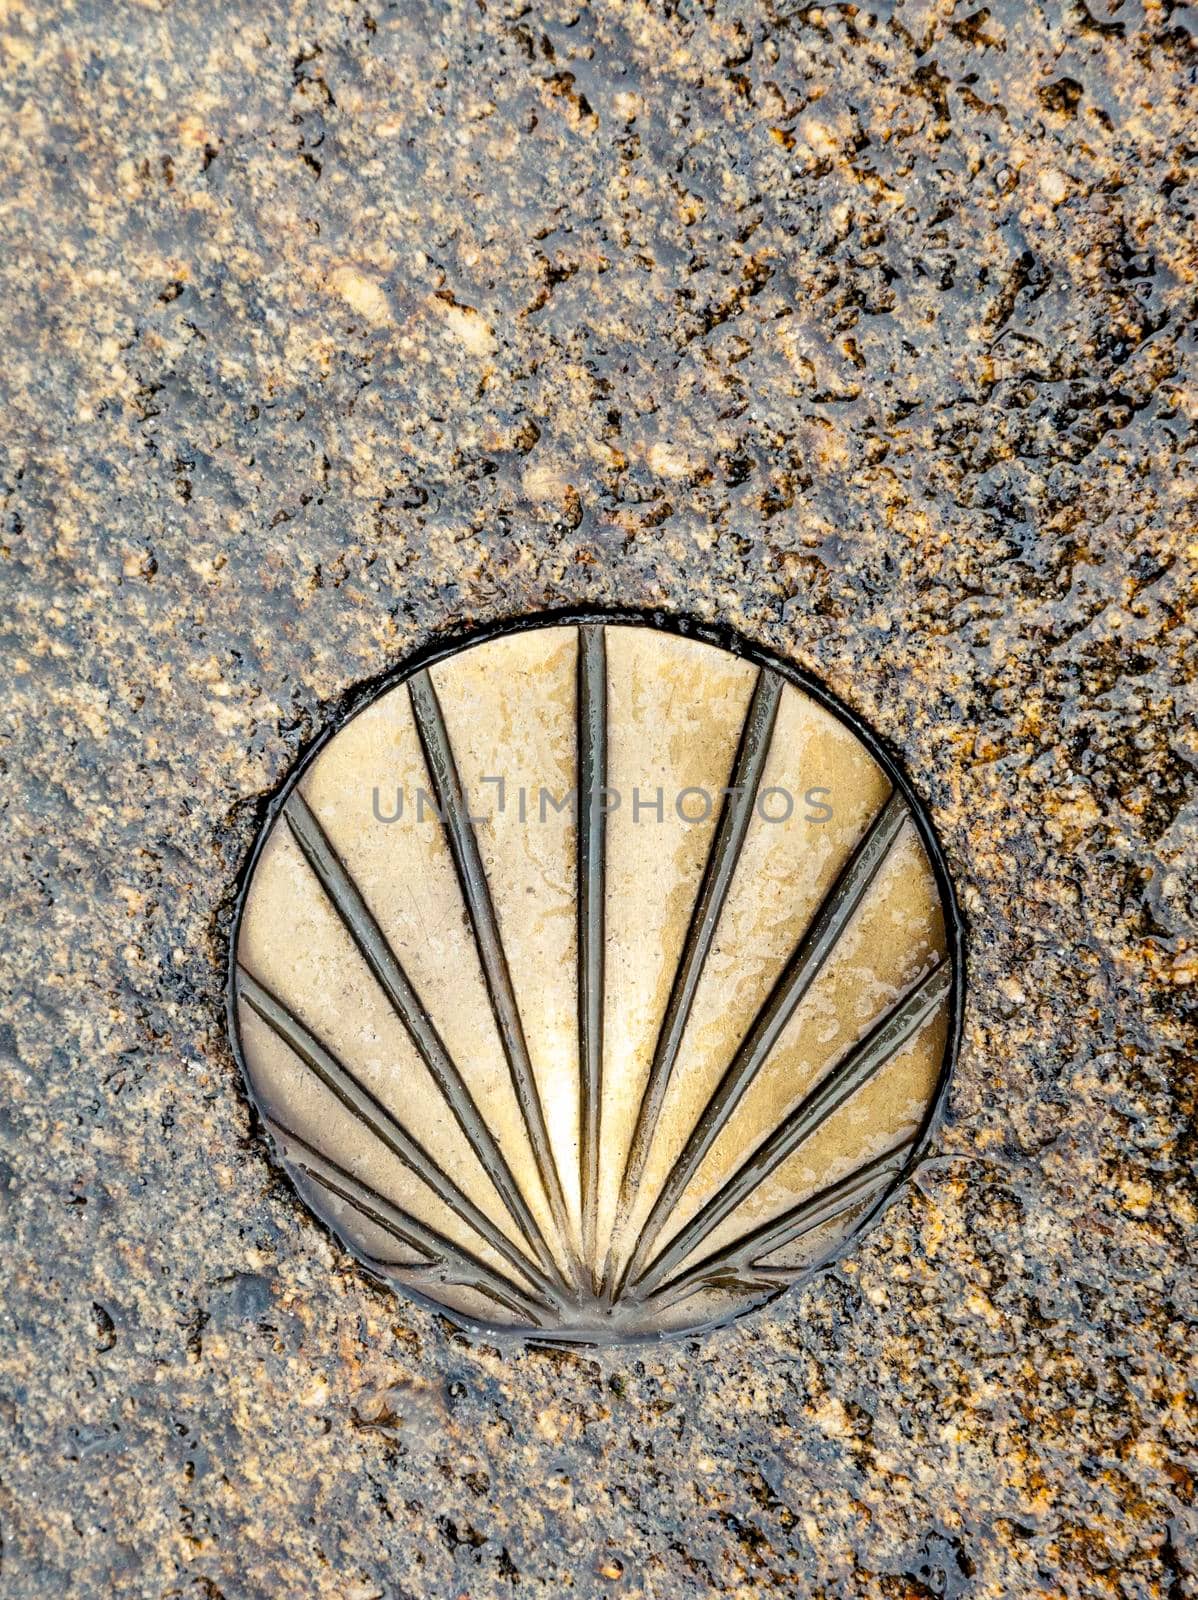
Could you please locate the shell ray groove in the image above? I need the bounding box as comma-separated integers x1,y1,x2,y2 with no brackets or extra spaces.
270,1118,553,1325
606,663,783,1297
236,968,560,1301
281,788,563,1285
648,1137,917,1314
615,784,911,1298
407,666,581,1289
630,958,952,1300
577,623,608,1289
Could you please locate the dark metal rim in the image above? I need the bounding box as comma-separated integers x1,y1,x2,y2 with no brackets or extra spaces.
223,606,968,1347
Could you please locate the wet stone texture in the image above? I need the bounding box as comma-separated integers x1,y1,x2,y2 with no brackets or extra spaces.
1,1,1196,1597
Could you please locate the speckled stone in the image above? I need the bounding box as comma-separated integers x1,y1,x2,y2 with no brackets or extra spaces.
1,2,1195,1597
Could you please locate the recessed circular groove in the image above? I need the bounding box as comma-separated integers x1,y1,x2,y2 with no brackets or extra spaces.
228,613,964,1344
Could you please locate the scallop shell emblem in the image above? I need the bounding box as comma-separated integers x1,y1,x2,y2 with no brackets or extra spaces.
230,617,961,1341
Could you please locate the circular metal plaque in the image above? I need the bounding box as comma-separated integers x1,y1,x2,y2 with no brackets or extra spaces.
229,615,962,1341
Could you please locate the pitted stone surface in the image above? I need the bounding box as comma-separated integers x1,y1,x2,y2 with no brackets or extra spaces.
0,1,1195,1596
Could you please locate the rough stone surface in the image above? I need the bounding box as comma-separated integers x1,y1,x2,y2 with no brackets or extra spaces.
1,2,1195,1597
